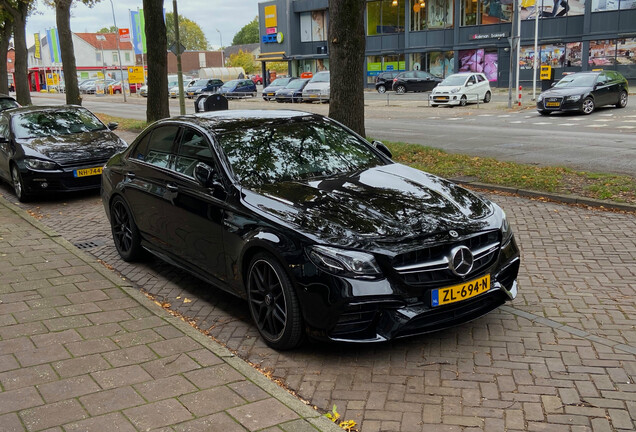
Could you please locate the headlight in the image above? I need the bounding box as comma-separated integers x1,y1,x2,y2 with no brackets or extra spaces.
24,158,58,170
567,94,582,102
450,87,461,93
320,88,330,95
308,245,382,279
537,94,544,102
501,211,513,244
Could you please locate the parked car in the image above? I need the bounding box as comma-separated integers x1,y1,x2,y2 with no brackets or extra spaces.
0,105,127,202
139,84,148,97
375,71,400,93
392,71,443,94
186,79,224,99
536,70,628,115
251,74,263,85
78,80,96,94
169,79,197,98
81,79,116,94
429,72,492,106
302,71,330,102
262,77,298,101
101,110,520,349
274,78,310,103
0,94,19,112
217,79,257,98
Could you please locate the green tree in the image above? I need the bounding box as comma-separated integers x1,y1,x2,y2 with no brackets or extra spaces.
165,12,207,50
231,16,259,46
97,25,117,33
0,10,13,95
144,0,169,122
0,0,36,105
227,50,257,74
328,0,365,137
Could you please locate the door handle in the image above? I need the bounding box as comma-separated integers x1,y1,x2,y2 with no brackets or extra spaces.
125,172,135,180
166,183,178,192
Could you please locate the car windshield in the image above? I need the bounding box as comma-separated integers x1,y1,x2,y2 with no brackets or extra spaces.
194,79,208,86
270,78,291,86
221,80,240,89
0,98,18,110
310,73,329,83
554,74,597,88
12,108,106,139
216,117,384,188
285,79,307,89
440,75,467,86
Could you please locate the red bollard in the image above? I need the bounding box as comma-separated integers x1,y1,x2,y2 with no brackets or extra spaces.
518,85,522,107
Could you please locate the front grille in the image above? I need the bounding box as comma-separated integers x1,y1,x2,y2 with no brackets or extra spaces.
58,158,108,169
392,231,500,287
543,97,563,109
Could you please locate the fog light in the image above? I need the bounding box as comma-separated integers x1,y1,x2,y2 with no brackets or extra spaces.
453,96,457,100
41,182,48,188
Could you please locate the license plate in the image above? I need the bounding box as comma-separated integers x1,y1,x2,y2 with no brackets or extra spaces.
74,167,103,177
310,94,318,98
431,274,490,307
267,93,275,96
546,102,560,107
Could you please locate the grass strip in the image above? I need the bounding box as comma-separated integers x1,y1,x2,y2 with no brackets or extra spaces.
385,140,636,205
96,113,148,133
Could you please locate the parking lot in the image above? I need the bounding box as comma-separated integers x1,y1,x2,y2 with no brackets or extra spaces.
2,159,635,431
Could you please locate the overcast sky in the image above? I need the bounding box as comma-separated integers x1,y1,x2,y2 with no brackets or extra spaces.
25,0,261,49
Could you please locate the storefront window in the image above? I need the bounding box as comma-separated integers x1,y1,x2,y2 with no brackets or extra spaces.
409,52,454,77
300,10,328,42
591,0,634,11
617,38,636,65
297,59,330,75
519,43,580,69
520,0,585,19
412,0,454,29
589,40,617,66
366,54,406,83
367,0,406,36
458,49,498,81
462,0,513,25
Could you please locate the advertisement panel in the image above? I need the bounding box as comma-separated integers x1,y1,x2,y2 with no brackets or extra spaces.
265,5,277,28
34,33,41,59
458,49,498,81
128,66,145,84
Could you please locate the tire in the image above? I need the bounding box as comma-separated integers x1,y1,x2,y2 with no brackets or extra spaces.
616,91,628,108
11,164,29,202
110,196,144,262
395,85,406,94
459,95,467,107
431,104,438,107
483,91,491,103
247,252,304,350
538,110,550,116
276,99,283,103
582,97,595,115
377,85,386,94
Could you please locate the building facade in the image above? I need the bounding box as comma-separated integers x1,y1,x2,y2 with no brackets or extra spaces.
258,0,636,87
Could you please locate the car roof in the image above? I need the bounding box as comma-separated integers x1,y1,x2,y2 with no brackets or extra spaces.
156,110,319,130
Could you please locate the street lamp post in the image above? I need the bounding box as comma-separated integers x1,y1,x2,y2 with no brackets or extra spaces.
216,29,223,66
109,0,127,102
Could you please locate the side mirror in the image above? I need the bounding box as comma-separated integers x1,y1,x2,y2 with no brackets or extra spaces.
372,140,392,159
107,122,118,130
466,82,474,87
551,82,556,88
194,162,225,192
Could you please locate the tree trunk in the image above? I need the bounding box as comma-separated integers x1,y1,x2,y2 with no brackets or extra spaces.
143,0,169,122
328,0,365,137
0,21,11,95
56,0,81,105
1,0,32,105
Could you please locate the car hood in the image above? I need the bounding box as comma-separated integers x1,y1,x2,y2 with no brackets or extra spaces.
242,163,496,253
19,130,125,164
432,85,464,93
540,86,591,98
304,82,330,91
263,85,286,93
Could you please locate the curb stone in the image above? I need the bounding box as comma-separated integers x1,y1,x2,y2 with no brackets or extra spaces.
0,195,343,432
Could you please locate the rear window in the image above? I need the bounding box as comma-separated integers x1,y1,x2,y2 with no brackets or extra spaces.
0,98,18,111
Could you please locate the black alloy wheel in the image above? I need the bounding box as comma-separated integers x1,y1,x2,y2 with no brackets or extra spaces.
11,164,29,202
247,253,303,350
377,85,386,94
459,95,467,106
617,91,628,108
110,196,143,262
484,91,491,103
582,97,595,115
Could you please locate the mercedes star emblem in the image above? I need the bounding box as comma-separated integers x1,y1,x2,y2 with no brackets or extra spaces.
449,245,474,277
449,230,459,238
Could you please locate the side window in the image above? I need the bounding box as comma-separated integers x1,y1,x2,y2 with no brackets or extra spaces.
467,76,476,85
145,126,179,169
597,73,608,85
477,75,486,83
0,115,9,139
174,127,215,178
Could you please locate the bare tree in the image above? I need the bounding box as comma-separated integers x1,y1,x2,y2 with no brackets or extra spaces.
143,0,169,122
0,0,34,105
328,0,365,137
0,10,12,95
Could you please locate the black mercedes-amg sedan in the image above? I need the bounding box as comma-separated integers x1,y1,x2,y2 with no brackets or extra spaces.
537,70,628,115
101,110,520,350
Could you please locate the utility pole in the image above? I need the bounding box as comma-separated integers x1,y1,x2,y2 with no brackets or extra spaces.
109,0,127,102
216,29,223,66
173,0,185,115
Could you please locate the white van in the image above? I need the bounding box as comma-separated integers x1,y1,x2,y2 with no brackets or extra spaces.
302,71,330,103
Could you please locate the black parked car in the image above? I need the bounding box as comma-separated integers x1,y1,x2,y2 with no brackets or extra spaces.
0,94,19,112
392,71,443,94
374,71,400,94
262,77,298,101
0,105,126,202
537,70,629,115
101,110,520,350
274,78,310,103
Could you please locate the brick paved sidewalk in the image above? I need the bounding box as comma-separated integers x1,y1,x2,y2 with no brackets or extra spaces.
0,196,341,432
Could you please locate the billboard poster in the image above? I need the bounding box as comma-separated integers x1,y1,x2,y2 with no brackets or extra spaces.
130,10,146,55
617,38,636,65
458,49,498,81
34,33,41,59
589,39,617,66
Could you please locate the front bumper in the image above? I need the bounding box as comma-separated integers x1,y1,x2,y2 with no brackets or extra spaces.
296,235,520,343
430,94,462,105
19,162,106,195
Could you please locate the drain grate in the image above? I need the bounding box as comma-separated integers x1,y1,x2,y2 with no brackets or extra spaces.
74,239,105,250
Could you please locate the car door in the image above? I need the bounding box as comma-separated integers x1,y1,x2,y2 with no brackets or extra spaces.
167,126,228,284
418,71,438,92
593,73,612,106
0,114,12,181
122,125,180,251
475,74,488,99
604,72,622,105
